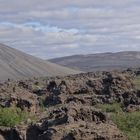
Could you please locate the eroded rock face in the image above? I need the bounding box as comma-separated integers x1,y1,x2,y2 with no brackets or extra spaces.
0,82,38,113
1,70,140,140
0,127,22,140
24,105,126,140
43,71,138,109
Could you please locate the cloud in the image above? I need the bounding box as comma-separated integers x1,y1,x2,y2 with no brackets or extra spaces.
0,0,140,58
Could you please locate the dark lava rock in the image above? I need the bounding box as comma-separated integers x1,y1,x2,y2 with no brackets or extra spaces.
1,70,140,140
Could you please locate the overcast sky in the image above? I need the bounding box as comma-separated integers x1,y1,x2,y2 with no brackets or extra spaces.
0,0,140,59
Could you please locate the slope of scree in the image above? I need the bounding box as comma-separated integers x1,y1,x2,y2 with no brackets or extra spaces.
49,51,140,72
0,70,140,140
0,43,80,81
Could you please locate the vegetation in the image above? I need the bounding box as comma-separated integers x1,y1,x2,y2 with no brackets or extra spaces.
95,102,122,113
39,98,46,112
96,103,140,140
134,75,140,90
0,107,28,127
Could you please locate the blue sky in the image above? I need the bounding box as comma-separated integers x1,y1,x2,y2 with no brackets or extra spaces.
0,0,140,59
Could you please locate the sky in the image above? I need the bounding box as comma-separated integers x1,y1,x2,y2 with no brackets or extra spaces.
0,0,140,59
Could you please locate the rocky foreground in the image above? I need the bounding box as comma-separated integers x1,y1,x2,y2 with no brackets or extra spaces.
0,70,140,140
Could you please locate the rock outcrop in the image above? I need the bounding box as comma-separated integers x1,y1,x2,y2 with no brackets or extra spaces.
0,82,38,113
25,106,126,140
1,70,140,139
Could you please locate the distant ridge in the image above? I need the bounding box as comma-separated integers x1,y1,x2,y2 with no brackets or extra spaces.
49,51,140,72
0,44,80,81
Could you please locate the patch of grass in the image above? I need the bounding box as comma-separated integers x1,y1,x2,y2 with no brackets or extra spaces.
39,98,46,112
32,82,44,91
112,111,140,140
95,102,122,113
38,95,53,113
0,107,28,127
134,75,140,90
96,103,140,140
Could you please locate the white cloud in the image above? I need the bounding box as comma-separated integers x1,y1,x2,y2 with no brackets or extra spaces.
0,0,140,58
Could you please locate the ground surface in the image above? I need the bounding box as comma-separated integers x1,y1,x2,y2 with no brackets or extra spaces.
0,70,140,140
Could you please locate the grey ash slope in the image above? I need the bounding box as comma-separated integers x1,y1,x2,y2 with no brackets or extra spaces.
49,51,140,72
0,44,79,81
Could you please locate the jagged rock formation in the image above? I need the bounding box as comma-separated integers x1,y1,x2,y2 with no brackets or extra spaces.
25,106,126,140
0,70,140,140
41,71,138,110
0,82,38,113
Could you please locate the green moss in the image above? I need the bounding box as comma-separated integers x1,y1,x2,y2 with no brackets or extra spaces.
0,107,28,127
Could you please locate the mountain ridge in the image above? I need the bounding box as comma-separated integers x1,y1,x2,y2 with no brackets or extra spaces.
49,51,140,72
0,43,80,81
